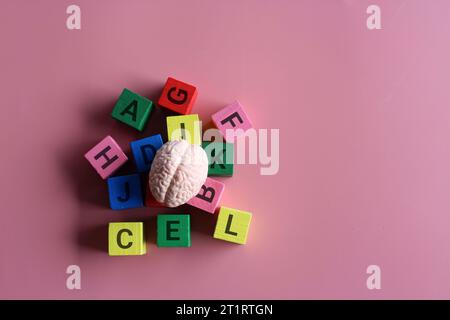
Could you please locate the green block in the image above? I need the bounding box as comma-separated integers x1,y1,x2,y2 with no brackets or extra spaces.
157,214,191,247
111,88,153,131
202,142,234,176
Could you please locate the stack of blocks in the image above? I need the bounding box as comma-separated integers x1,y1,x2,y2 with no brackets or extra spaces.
84,77,254,256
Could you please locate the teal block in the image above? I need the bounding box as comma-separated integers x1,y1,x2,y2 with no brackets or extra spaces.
202,142,234,176
111,88,153,131
157,214,191,247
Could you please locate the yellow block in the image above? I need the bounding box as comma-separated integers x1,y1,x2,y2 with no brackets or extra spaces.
108,222,146,256
213,206,252,244
166,114,202,145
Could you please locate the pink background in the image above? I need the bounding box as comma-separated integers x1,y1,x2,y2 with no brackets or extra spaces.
1,0,450,299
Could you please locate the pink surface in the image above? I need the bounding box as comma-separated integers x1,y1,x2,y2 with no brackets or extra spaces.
211,101,253,142
1,0,450,299
187,177,225,214
84,135,128,179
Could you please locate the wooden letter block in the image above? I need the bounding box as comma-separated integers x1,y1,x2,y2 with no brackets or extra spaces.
213,206,252,244
107,174,144,210
166,114,201,145
84,135,128,179
158,77,198,115
157,214,191,247
111,88,153,131
187,177,224,214
130,134,163,172
202,142,234,176
211,101,253,142
108,222,146,256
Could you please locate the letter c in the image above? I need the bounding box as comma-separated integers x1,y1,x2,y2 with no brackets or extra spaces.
117,229,133,249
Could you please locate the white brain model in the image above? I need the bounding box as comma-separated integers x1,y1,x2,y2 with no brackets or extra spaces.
149,140,208,207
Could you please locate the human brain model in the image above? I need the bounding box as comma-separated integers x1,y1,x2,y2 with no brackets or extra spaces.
149,140,208,207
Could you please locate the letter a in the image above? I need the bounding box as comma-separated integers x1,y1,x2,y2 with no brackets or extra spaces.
366,265,381,290
66,5,81,30
366,5,381,30
66,265,81,290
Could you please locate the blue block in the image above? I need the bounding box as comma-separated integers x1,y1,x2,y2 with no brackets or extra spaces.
130,134,164,172
107,174,143,210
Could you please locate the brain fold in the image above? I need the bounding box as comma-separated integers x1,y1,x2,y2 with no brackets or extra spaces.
149,140,208,207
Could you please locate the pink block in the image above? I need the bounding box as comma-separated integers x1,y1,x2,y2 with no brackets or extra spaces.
84,135,128,179
187,177,225,214
211,101,253,142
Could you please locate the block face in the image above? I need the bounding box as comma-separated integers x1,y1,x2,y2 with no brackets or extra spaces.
111,88,153,131
84,135,128,179
202,142,234,176
213,207,252,244
157,214,191,247
166,114,202,145
187,177,225,214
108,222,146,256
211,101,253,142
130,134,164,172
107,174,144,210
158,77,198,115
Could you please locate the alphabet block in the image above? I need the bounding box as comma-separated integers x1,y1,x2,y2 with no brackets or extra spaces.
130,134,163,172
187,178,224,214
84,135,128,179
107,174,144,210
145,184,166,208
158,77,198,115
111,88,153,131
202,142,234,176
213,206,252,244
157,214,191,247
108,222,146,256
166,114,201,145
211,101,253,142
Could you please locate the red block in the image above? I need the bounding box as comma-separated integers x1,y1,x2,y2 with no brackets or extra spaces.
158,77,198,115
145,184,166,208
